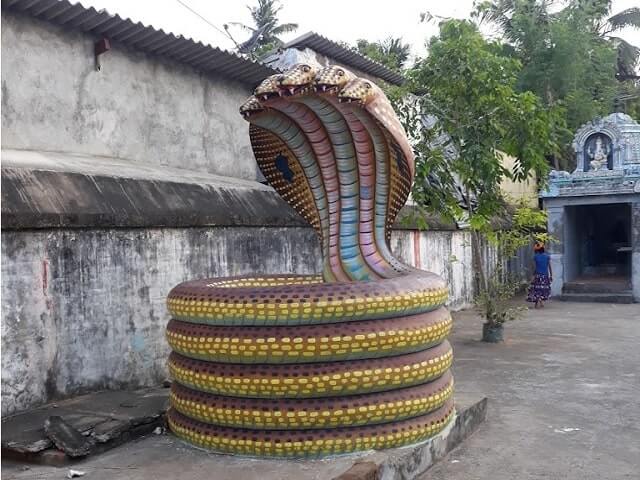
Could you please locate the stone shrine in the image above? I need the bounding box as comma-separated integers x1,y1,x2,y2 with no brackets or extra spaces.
541,113,640,302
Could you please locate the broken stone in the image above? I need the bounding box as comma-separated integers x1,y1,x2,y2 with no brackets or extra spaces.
44,416,94,457
2,387,169,464
2,438,53,454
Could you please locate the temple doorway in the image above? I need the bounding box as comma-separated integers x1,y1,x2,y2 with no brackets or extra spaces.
564,203,632,287
542,113,639,302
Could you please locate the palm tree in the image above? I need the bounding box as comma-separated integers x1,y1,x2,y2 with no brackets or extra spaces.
355,37,411,71
381,37,411,69
227,0,298,57
588,2,640,80
474,0,553,49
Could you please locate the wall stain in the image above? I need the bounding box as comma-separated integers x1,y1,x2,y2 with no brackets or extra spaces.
41,259,52,311
1,79,16,127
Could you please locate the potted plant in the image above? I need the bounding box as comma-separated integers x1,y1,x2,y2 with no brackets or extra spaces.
476,269,527,342
474,204,550,342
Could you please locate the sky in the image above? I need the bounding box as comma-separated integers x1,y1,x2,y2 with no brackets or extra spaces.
81,0,640,63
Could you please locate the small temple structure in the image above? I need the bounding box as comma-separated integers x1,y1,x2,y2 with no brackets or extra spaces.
541,113,640,303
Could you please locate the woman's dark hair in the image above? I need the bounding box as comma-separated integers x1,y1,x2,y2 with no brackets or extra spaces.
536,247,545,254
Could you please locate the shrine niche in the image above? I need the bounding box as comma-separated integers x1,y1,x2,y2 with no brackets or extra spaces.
583,133,612,171
572,113,640,174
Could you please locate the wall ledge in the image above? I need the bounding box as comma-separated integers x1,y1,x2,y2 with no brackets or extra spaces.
1,149,308,230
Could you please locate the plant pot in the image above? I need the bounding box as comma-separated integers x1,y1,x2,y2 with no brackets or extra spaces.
482,323,504,343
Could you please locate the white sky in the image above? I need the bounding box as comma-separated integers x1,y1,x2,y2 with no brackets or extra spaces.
80,0,640,63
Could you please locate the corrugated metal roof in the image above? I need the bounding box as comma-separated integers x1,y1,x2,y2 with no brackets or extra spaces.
1,0,279,86
281,32,405,86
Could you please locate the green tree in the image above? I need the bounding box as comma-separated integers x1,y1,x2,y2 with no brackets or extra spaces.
550,5,618,129
355,37,411,71
615,79,640,118
406,20,557,224
397,20,559,331
229,0,298,57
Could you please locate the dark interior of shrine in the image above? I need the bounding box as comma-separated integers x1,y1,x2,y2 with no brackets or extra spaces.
565,203,632,283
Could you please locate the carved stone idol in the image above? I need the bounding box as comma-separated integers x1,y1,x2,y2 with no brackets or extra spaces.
588,136,610,171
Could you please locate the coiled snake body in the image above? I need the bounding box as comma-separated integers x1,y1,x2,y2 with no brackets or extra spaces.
165,64,454,458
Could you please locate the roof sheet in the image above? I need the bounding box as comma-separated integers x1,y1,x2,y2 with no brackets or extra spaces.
282,32,405,86
1,0,278,85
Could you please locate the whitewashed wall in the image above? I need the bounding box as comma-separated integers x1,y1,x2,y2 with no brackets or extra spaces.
2,226,529,416
392,230,475,310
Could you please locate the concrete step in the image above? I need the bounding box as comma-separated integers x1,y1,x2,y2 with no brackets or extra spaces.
563,281,631,294
583,265,622,276
558,293,634,304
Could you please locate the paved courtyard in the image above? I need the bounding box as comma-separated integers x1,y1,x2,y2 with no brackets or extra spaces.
3,300,639,479
423,300,640,480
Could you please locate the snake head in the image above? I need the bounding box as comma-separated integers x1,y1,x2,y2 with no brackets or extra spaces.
314,65,356,93
239,95,265,119
279,63,317,95
254,74,284,100
338,78,378,106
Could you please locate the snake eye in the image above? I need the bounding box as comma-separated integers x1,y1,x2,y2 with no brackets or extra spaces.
364,82,372,89
302,65,310,72
337,70,344,76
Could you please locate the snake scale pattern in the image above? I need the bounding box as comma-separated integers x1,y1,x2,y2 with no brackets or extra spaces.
165,64,455,458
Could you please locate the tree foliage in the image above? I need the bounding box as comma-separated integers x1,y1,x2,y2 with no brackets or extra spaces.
355,37,411,72
615,79,640,119
402,20,557,227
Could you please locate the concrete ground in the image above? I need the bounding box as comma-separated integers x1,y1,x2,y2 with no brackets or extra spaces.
3,300,639,479
423,300,640,480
